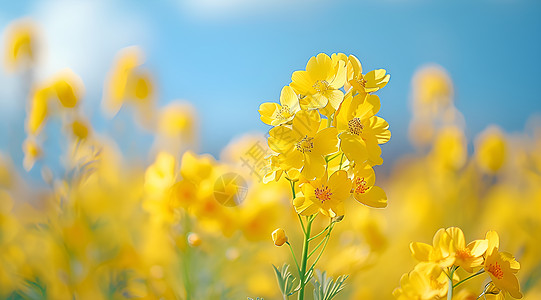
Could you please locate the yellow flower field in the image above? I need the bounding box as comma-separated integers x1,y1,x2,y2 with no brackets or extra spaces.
0,15,540,300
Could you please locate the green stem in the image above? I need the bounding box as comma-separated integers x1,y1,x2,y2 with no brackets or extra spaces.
181,212,193,300
453,269,485,288
327,113,334,128
306,224,334,276
338,153,345,170
325,153,341,163
308,222,333,242
298,217,314,300
447,267,457,300
286,241,301,276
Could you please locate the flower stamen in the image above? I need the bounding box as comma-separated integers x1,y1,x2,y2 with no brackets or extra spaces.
488,262,504,280
315,185,332,203
348,117,364,135
354,177,368,194
313,80,330,93
296,135,314,153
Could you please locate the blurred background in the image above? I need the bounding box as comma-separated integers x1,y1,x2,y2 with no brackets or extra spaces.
1,0,540,173
1,1,541,299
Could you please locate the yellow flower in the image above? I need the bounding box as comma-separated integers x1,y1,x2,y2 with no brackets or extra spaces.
3,18,37,72
345,55,390,94
26,87,49,135
430,127,467,171
262,154,299,183
144,152,177,195
259,86,300,126
272,228,288,246
446,227,488,273
293,170,351,217
412,64,453,115
475,126,507,174
335,91,390,166
410,228,455,268
102,46,146,116
70,119,90,140
393,262,455,300
22,138,42,171
350,164,387,208
290,53,346,110
51,69,84,108
483,231,522,299
187,233,202,247
268,110,338,179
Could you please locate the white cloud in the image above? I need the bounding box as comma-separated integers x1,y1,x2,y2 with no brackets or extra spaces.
30,0,151,99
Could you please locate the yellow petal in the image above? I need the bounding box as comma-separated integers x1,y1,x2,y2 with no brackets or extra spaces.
339,132,368,165
279,85,300,112
290,71,313,95
326,89,344,110
365,116,391,144
467,239,488,257
486,231,500,256
327,170,351,202
301,153,325,180
410,242,432,262
313,127,338,156
258,102,280,125
354,185,387,208
268,126,300,153
446,227,466,250
292,110,320,137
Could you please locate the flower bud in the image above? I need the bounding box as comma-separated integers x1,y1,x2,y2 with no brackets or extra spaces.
272,228,288,246
187,232,201,247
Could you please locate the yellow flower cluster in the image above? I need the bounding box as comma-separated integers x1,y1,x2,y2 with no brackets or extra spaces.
260,53,391,218
395,227,521,299
1,17,539,300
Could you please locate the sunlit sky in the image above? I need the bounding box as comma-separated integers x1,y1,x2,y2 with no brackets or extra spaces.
1,0,540,174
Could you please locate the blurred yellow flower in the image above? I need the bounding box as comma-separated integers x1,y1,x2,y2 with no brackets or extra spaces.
393,262,454,300
3,18,37,72
102,46,152,116
187,232,202,247
70,119,90,140
475,126,507,174
22,138,41,171
52,70,84,108
431,126,467,171
290,53,346,110
412,64,453,115
26,86,49,135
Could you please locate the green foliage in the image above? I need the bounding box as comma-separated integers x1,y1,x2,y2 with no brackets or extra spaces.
272,263,298,298
311,270,348,300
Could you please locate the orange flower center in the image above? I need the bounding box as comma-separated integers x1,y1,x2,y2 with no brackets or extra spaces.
296,135,314,153
455,249,471,260
315,185,332,203
488,262,504,280
348,118,364,135
313,80,330,92
354,177,369,194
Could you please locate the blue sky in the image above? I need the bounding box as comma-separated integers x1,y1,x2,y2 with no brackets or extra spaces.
1,0,540,174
